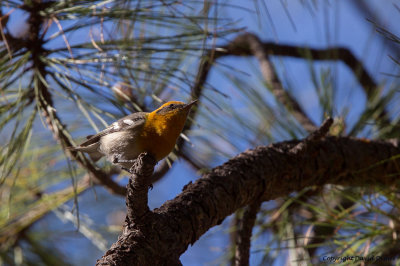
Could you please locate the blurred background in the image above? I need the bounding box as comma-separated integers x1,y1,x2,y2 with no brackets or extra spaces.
1,0,400,265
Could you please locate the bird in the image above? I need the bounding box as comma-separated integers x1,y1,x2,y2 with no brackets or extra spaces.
69,100,197,171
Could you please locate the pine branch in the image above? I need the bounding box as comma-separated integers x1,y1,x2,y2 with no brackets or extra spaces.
19,0,127,196
193,32,388,134
97,136,400,265
233,33,317,133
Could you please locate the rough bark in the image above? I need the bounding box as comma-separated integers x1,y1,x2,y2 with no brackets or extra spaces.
97,137,400,265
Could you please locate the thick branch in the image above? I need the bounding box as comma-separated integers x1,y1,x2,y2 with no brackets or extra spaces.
98,137,400,265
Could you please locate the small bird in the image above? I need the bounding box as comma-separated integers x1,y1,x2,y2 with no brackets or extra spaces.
69,100,197,171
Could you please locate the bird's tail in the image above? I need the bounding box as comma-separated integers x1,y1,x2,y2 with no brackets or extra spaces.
67,145,103,162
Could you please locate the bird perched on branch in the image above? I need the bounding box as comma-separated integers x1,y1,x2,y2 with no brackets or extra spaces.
69,100,197,172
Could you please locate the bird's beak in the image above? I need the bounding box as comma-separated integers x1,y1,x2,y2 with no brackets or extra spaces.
184,99,198,110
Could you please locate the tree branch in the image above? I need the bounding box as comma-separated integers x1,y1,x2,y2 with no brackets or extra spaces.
195,33,388,134
291,117,333,153
234,201,261,266
237,33,317,132
97,136,400,265
21,1,126,196
221,33,378,98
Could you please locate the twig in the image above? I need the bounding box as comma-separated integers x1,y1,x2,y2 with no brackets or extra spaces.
221,33,378,97
234,201,262,266
305,117,334,141
291,117,333,153
194,33,388,134
236,33,317,133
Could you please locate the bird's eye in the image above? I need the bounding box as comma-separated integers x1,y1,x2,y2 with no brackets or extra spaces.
169,104,175,108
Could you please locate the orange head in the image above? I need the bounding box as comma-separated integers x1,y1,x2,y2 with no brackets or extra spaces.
141,100,197,160
149,100,197,125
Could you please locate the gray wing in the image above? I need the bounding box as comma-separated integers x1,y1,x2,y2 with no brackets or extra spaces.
76,112,147,147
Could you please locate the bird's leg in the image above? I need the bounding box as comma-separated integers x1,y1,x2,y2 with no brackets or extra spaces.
113,158,136,164
113,155,136,174
113,154,155,189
